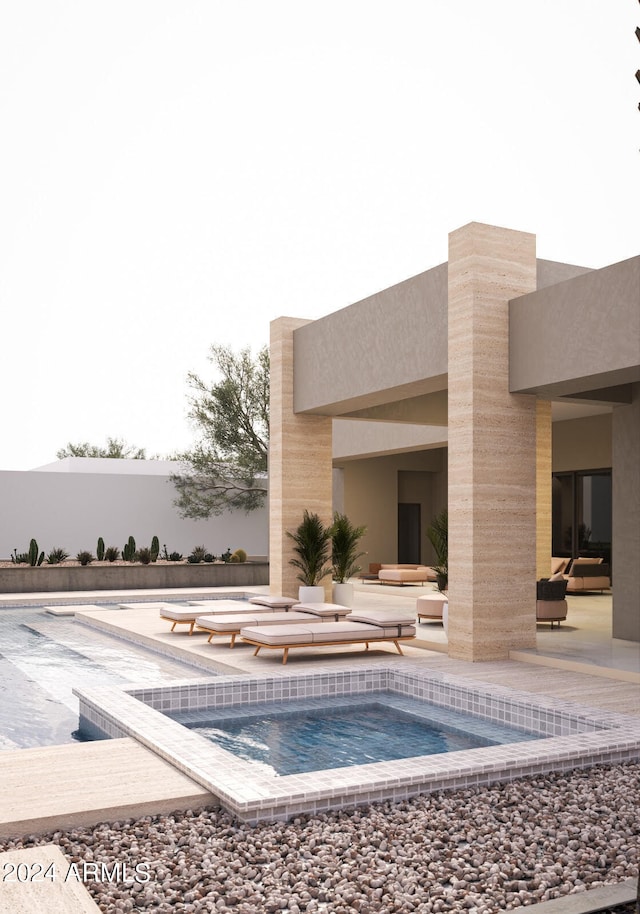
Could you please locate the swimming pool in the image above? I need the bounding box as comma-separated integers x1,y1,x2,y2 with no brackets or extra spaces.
177,693,541,776
0,605,206,750
75,664,640,823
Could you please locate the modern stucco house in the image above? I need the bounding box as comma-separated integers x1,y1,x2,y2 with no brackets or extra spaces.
267,222,639,661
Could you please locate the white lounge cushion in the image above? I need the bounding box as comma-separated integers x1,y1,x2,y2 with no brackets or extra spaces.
295,602,351,618
159,607,201,622
249,595,299,609
348,608,416,626
196,611,317,632
187,600,250,610
241,624,322,645
241,621,415,645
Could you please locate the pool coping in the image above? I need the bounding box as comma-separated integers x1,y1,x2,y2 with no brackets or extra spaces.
74,663,640,824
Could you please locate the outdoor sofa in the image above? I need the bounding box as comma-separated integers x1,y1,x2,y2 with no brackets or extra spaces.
377,564,437,585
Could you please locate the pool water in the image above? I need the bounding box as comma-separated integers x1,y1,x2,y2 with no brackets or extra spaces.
178,693,542,776
0,607,202,750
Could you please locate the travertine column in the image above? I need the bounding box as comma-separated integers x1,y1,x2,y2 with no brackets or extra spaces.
536,400,553,579
269,317,333,600
447,222,538,661
612,385,640,642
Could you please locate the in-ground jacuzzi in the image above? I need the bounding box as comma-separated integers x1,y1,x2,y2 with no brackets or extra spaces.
75,664,640,823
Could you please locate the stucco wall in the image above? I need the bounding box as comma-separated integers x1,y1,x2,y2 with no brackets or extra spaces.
552,414,612,472
510,256,640,397
293,264,448,415
340,448,446,567
0,468,268,560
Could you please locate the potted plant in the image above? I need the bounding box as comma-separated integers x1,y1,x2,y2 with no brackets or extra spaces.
330,512,366,607
427,508,448,593
287,510,332,602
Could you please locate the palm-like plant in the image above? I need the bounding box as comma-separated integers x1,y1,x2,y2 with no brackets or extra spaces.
331,512,367,583
426,508,448,591
287,510,332,586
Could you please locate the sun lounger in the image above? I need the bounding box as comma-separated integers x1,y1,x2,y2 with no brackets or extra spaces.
240,608,416,664
194,602,351,647
160,599,259,635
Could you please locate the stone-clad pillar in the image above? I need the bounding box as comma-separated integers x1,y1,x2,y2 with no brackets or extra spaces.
612,385,640,642
269,317,334,600
536,400,553,580
447,223,538,661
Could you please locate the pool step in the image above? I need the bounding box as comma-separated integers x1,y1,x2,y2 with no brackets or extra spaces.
518,877,637,914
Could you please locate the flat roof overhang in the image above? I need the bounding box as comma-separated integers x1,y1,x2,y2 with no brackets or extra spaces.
509,256,640,401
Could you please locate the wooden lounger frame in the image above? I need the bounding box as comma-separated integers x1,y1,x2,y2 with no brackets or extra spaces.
160,615,198,635
241,634,415,665
195,625,242,647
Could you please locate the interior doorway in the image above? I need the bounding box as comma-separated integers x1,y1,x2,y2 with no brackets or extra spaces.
398,503,421,564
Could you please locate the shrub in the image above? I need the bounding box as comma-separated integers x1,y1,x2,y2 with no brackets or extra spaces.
104,546,120,562
231,548,247,563
220,547,232,563
287,511,332,587
138,547,152,564
229,552,240,563
46,547,69,565
169,551,183,562
203,553,215,563
76,551,94,566
11,549,29,564
188,545,207,564
330,513,367,583
162,544,170,561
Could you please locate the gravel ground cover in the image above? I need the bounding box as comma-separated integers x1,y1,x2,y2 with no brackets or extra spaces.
2,762,638,914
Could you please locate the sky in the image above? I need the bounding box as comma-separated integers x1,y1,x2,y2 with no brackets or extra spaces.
1,1,638,470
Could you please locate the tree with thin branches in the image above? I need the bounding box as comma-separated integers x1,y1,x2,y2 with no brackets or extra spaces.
172,344,269,517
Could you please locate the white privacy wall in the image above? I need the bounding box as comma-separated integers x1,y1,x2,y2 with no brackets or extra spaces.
0,460,268,560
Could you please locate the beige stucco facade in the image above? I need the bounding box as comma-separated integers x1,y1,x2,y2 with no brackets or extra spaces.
269,222,640,655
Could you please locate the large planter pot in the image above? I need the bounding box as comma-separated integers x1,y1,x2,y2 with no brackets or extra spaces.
332,582,354,607
298,585,325,603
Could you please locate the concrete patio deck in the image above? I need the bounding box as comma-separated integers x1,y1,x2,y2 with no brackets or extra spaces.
0,584,637,841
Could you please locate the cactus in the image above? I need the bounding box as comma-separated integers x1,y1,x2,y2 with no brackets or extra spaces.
28,538,44,567
123,535,136,562
232,548,247,563
150,535,160,563
96,537,105,561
